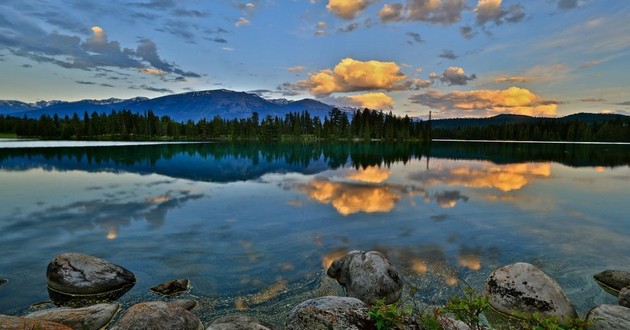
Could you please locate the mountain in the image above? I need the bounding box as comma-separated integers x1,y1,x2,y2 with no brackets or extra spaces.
0,89,335,122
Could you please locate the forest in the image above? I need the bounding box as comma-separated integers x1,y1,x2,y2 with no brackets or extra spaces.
0,108,629,142
0,108,429,141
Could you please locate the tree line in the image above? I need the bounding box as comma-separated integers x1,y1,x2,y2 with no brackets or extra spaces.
0,108,430,141
431,116,630,142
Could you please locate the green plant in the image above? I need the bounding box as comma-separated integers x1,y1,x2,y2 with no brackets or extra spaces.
442,286,490,330
519,313,591,330
368,298,406,330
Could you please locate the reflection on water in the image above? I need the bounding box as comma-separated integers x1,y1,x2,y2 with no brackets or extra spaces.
1,141,630,326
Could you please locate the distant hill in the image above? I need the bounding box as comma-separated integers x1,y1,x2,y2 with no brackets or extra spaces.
0,89,335,122
430,113,630,129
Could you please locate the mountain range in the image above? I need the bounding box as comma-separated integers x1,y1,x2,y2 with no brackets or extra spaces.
0,89,335,122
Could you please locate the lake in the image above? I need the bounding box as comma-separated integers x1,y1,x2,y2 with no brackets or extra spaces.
1,140,629,325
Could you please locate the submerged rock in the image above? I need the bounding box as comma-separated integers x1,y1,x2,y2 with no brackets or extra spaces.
485,262,577,321
171,299,199,311
594,270,630,295
0,314,73,330
586,304,630,330
26,303,120,330
286,296,374,330
619,287,630,308
327,250,403,305
110,301,203,330
0,278,7,287
46,253,136,307
207,315,272,330
150,278,190,296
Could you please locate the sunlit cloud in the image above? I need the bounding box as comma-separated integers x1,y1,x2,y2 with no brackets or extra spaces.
296,58,427,97
287,66,306,73
346,92,395,109
235,17,251,27
492,64,570,86
433,66,476,86
378,4,404,22
475,0,525,25
326,0,370,20
410,86,558,117
301,179,401,216
140,68,166,75
347,166,391,183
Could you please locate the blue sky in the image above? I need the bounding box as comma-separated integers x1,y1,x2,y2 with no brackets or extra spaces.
0,0,628,118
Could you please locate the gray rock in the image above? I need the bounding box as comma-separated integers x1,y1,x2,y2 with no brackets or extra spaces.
26,303,120,330
327,250,403,305
110,301,204,330
0,314,73,330
171,299,199,311
594,270,630,295
150,278,189,296
207,315,272,329
46,253,135,307
286,296,375,330
619,287,630,308
587,304,630,330
485,262,577,320
0,278,6,287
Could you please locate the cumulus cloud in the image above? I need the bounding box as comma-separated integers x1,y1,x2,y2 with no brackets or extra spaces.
474,0,525,26
346,92,395,109
378,0,466,25
410,86,558,117
433,67,476,85
297,58,427,96
326,0,370,20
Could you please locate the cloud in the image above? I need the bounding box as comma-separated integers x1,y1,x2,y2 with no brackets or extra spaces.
295,58,427,96
140,68,166,75
378,0,466,25
135,39,201,77
346,92,395,109
494,76,528,83
347,166,391,183
557,0,578,10
132,0,176,9
338,22,359,33
579,60,601,69
315,21,327,36
76,80,96,85
474,0,525,26
287,66,306,73
492,64,569,85
410,86,558,117
235,17,251,27
438,49,458,59
617,101,630,106
138,85,174,94
581,97,604,102
406,32,424,44
459,25,476,39
326,0,370,20
434,66,476,86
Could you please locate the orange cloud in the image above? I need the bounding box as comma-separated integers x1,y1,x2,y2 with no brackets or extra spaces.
347,166,391,183
287,66,305,73
410,86,558,117
140,68,166,75
301,58,412,96
346,92,395,109
326,0,370,19
302,179,401,216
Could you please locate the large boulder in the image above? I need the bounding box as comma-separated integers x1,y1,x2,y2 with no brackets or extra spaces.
485,262,577,320
586,304,630,330
0,314,73,330
46,253,136,307
207,315,272,329
619,287,630,308
286,296,375,330
110,301,204,330
327,250,403,305
594,270,630,295
26,303,120,330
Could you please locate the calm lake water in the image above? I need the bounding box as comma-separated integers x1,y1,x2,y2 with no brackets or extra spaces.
1,141,629,325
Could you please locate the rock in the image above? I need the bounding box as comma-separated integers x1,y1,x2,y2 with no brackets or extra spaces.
586,304,630,330
46,253,136,307
594,270,630,295
0,314,73,330
327,250,403,305
619,287,630,308
150,278,190,296
110,301,204,330
0,278,7,287
207,315,272,330
286,296,375,330
171,299,199,311
26,303,120,330
485,262,577,321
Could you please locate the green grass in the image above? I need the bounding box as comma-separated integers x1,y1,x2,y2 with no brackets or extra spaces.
0,132,17,138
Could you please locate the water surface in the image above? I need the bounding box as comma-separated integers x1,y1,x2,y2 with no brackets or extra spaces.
1,141,629,325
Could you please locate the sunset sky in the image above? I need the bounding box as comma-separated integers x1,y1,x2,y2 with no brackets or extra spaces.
0,0,628,118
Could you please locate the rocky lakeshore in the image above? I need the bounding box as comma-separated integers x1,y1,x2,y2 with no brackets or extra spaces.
1,251,629,329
